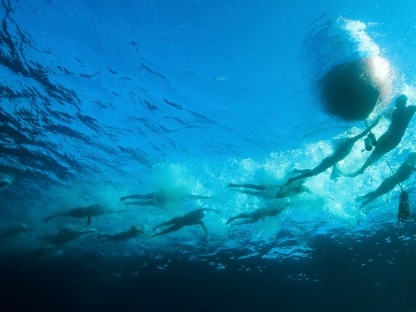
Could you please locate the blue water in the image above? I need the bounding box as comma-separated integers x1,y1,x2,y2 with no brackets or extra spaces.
2,0,416,311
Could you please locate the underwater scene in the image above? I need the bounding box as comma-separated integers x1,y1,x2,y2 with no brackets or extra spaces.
2,0,416,311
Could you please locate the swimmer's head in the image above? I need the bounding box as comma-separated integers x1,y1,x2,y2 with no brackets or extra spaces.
406,152,416,168
395,94,408,108
408,152,416,160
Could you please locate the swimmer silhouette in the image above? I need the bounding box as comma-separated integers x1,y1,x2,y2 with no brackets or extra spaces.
285,116,381,186
38,228,95,245
226,205,286,225
44,204,126,225
121,189,211,206
0,223,32,239
98,225,144,242
356,152,416,208
151,208,221,238
348,95,416,176
0,180,10,188
21,245,59,259
228,179,310,199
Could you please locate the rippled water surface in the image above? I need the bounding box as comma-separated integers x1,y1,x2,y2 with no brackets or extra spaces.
2,1,416,311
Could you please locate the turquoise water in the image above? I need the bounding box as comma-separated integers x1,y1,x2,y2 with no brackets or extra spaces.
1,1,416,311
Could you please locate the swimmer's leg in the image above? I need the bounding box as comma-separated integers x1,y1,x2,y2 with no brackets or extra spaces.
342,170,360,178
151,223,183,237
330,164,342,180
187,195,212,199
44,215,56,223
350,151,382,177
197,220,209,238
80,230,95,235
226,216,237,225
97,234,111,241
0,181,9,188
37,235,48,241
285,171,313,186
152,217,181,232
44,212,68,223
227,184,266,191
67,207,89,218
120,193,154,202
106,209,131,214
356,193,374,208
236,219,256,225
291,169,311,174
299,185,311,194
226,213,252,225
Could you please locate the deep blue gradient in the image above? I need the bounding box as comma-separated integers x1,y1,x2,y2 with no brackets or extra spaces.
2,0,416,311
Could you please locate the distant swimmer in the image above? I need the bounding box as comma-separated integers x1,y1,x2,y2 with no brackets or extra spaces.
98,225,144,242
0,180,10,188
44,204,127,225
38,228,95,245
356,152,416,208
121,189,211,206
226,205,287,225
151,208,221,238
348,95,416,176
21,245,59,259
228,179,310,199
285,116,381,186
0,223,32,239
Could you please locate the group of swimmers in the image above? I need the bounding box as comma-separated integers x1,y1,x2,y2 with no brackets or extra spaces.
284,95,416,205
3,177,308,248
228,94,416,212
2,94,416,252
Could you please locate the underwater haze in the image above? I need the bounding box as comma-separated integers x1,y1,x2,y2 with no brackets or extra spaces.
2,0,416,311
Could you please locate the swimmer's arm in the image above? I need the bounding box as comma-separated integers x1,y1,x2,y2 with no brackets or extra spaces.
197,220,209,237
